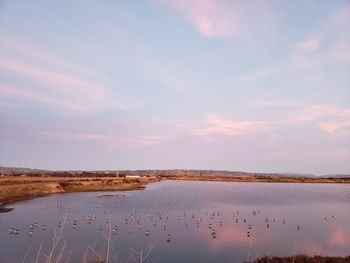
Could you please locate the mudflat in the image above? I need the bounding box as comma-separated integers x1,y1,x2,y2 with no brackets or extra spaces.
0,175,159,205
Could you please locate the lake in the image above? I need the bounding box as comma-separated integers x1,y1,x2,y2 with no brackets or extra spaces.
0,180,349,263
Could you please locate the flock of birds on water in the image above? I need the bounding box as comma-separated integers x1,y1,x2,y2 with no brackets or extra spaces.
3,202,338,244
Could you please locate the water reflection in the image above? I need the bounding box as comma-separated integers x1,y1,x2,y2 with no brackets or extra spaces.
329,227,349,247
0,181,349,262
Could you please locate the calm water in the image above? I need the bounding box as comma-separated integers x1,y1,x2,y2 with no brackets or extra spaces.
0,180,349,263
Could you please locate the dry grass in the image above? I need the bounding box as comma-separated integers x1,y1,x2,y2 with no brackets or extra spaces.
166,175,350,184
0,176,159,205
245,254,350,263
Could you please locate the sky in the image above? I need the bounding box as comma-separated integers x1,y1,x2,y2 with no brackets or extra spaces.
0,0,349,175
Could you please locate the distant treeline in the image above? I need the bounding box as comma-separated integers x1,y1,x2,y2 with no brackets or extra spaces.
0,169,304,178
0,166,349,180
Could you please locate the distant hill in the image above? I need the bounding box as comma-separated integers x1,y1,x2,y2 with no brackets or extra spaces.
0,166,50,174
0,166,320,178
274,173,316,178
321,174,350,178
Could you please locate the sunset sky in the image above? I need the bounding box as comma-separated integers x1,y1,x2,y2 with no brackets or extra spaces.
0,0,349,175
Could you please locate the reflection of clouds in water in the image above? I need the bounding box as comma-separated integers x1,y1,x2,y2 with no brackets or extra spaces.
149,181,350,207
197,224,250,251
290,226,350,256
190,201,350,258
329,227,349,247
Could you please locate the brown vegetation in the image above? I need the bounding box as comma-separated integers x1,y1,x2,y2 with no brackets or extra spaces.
0,176,159,205
245,254,350,263
164,175,350,184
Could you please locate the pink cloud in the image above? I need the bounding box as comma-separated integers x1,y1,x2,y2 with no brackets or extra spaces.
194,105,350,138
320,119,350,137
166,0,239,37
297,38,320,52
197,224,250,251
287,105,350,136
194,114,269,136
289,105,350,122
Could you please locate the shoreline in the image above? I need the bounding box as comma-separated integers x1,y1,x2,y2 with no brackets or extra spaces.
1,174,349,207
164,175,350,184
0,176,160,207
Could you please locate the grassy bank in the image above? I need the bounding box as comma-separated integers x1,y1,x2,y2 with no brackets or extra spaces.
0,176,159,205
165,175,350,184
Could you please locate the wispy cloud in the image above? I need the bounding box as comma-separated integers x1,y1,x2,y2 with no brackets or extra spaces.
287,105,341,123
297,38,320,52
38,131,168,146
288,105,350,123
237,5,350,82
152,117,186,128
165,0,239,38
0,36,107,82
320,119,350,136
248,101,350,137
194,104,350,138
0,37,130,114
291,4,350,66
239,66,281,82
0,100,22,112
194,114,269,136
0,56,126,114
247,99,299,108
38,131,110,141
0,84,88,113
328,42,350,62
